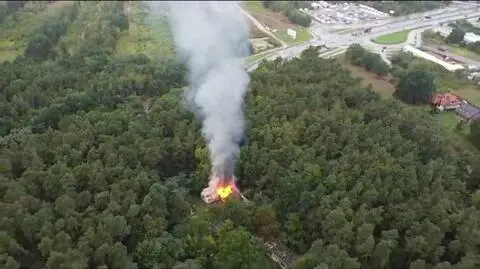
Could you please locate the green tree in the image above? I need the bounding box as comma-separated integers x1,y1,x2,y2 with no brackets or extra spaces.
214,222,274,269
446,27,466,44
346,44,367,65
470,121,480,148
394,67,436,104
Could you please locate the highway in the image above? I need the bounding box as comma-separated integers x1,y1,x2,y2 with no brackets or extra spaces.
245,5,480,72
310,5,475,36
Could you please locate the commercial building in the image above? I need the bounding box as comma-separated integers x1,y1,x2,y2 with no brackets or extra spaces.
464,32,480,43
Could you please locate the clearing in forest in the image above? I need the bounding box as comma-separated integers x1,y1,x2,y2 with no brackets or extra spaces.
343,63,396,99
54,2,106,56
0,1,72,62
243,1,312,45
116,2,174,58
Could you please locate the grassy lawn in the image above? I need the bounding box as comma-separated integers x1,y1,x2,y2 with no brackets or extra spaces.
434,112,468,135
431,111,477,153
333,28,353,34
452,87,480,107
243,1,313,45
276,28,312,45
116,2,174,58
373,30,410,45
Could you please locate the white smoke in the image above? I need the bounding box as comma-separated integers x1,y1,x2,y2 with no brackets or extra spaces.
166,1,250,179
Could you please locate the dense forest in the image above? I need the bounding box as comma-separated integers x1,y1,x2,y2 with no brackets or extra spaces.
2,1,480,269
345,44,389,77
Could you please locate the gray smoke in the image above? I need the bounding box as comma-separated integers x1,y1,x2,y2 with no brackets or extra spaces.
166,1,250,180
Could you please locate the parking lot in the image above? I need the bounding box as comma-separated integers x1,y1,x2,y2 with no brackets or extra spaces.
306,1,390,25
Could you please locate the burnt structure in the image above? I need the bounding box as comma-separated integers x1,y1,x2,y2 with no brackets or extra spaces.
265,241,297,269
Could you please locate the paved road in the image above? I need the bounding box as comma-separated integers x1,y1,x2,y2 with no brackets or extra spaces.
245,8,480,71
309,5,472,37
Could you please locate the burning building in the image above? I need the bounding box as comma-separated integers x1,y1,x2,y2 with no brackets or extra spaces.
201,174,239,203
201,167,248,204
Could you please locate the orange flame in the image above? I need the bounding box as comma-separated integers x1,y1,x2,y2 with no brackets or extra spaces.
216,185,233,200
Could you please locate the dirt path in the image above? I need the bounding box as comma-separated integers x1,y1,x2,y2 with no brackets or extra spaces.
238,6,288,48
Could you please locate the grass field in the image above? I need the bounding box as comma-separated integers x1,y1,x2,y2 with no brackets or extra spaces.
423,31,480,62
116,2,174,58
276,28,312,45
343,63,396,99
431,110,477,153
447,45,480,61
373,30,410,45
424,29,480,58
449,86,480,107
243,1,312,45
0,1,70,62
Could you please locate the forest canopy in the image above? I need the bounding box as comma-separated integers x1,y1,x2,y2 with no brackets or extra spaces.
1,2,480,269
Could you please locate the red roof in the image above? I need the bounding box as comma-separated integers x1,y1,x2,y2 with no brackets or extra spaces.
431,93,462,106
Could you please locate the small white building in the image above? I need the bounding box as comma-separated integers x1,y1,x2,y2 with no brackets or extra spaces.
433,26,452,38
311,3,319,9
468,64,480,70
287,28,297,40
464,32,480,43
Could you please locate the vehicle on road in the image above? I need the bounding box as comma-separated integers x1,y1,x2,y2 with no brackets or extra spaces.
425,16,432,19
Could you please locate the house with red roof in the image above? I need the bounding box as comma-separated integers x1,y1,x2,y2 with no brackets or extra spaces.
431,93,462,111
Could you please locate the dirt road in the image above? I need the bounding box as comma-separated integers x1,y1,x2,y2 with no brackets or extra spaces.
238,6,288,48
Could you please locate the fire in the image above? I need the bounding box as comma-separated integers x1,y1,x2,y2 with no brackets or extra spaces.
201,176,241,204
216,185,233,200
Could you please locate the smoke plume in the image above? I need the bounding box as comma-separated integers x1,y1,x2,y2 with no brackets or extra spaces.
166,1,250,180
